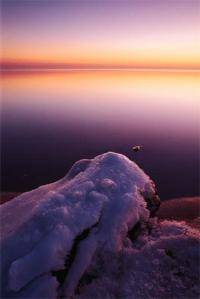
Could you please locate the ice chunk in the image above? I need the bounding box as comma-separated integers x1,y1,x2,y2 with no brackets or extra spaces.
0,152,159,298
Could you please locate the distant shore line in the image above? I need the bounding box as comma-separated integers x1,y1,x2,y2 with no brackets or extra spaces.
1,67,200,73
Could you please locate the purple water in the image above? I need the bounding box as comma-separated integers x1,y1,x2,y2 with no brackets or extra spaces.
1,70,199,199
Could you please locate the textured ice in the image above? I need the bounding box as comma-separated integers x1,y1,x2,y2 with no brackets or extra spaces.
0,152,199,299
75,220,200,299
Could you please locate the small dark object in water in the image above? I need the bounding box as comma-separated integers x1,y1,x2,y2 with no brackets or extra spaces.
132,145,143,152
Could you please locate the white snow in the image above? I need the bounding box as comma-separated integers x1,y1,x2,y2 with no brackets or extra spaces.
75,220,200,299
0,152,199,299
8,225,74,291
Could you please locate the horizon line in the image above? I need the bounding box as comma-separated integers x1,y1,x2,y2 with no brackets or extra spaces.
1,67,200,73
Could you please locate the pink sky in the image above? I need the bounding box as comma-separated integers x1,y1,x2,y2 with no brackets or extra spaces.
1,0,200,69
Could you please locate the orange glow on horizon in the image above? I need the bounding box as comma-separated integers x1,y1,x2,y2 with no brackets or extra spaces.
2,45,200,70
2,0,199,70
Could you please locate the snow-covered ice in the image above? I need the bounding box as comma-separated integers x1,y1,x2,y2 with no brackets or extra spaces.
75,220,200,299
0,152,199,299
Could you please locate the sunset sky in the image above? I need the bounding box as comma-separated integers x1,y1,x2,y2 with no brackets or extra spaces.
1,0,200,69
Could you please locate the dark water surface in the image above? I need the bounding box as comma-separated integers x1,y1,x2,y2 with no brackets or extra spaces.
1,70,199,199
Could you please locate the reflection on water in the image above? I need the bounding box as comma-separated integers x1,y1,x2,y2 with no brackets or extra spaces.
1,70,200,199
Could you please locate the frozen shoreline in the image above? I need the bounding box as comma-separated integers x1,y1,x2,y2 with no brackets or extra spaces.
0,152,199,298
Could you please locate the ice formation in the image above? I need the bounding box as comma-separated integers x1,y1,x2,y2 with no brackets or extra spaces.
0,152,199,299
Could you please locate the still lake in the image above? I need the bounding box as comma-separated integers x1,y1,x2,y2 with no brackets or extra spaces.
1,70,199,199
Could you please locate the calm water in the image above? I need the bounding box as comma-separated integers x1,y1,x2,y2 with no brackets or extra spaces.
1,70,199,199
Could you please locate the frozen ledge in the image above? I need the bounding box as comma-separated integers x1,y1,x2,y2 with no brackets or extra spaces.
0,152,199,299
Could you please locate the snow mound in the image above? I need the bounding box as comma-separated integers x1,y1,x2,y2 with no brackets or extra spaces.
75,220,200,299
0,152,159,298
1,152,198,298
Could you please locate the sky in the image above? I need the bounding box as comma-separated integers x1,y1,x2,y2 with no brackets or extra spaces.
1,0,200,69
